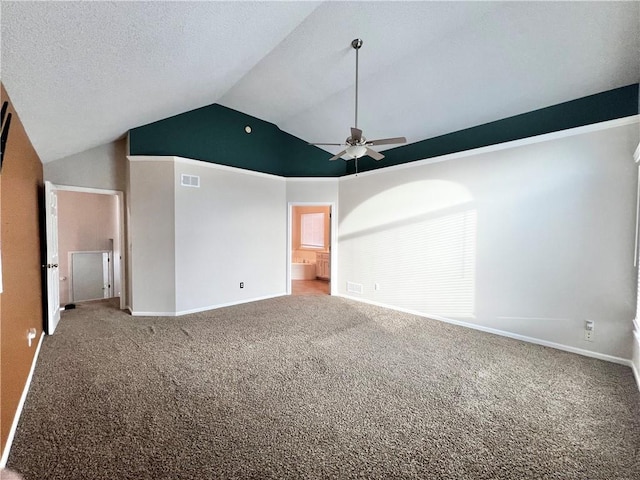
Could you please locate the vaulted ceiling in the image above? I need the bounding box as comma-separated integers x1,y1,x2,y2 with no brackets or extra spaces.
2,1,639,164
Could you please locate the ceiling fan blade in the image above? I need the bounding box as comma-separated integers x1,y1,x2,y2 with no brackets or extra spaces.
308,142,345,146
366,136,407,146
329,150,347,161
366,147,384,161
351,127,362,142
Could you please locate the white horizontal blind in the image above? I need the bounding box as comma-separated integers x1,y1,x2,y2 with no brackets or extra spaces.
301,212,325,248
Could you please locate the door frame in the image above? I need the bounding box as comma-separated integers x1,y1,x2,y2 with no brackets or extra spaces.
287,201,337,295
50,184,127,310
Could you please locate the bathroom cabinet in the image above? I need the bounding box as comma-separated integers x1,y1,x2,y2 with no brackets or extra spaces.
316,252,330,280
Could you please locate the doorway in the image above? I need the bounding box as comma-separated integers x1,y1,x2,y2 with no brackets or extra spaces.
52,185,126,310
288,203,335,296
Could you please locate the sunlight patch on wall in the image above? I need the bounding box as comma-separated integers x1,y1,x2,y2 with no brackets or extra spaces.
340,179,473,237
340,179,477,318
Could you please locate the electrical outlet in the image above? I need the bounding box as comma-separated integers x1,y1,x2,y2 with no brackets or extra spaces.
239,282,244,289
584,320,594,342
374,283,380,291
27,328,37,347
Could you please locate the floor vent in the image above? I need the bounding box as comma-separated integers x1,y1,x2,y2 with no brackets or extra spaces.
181,174,200,188
347,281,363,294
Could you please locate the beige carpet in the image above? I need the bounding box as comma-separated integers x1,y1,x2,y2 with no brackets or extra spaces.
8,296,640,479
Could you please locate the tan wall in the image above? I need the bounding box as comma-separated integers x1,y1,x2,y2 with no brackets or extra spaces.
57,191,119,305
44,139,126,192
0,84,44,455
291,205,330,263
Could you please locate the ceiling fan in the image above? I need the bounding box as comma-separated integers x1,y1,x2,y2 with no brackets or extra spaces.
310,38,407,165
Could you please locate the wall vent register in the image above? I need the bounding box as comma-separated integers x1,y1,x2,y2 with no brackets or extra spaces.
347,281,363,294
181,174,200,188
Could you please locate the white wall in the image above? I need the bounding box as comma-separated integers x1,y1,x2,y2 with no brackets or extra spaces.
128,157,287,315
44,139,126,191
174,159,287,313
338,120,639,360
128,158,176,314
286,178,339,204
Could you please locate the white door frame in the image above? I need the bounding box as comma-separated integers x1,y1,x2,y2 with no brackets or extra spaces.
287,202,337,295
50,184,127,310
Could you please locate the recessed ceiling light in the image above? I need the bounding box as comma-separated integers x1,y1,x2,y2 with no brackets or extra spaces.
245,126,252,134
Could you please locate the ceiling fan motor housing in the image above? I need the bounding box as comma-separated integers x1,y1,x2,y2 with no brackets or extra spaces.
347,135,366,146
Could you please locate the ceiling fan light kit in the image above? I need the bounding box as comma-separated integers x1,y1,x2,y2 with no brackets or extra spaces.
310,38,407,169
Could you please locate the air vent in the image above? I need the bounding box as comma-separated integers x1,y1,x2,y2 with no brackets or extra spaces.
181,174,200,188
347,281,363,294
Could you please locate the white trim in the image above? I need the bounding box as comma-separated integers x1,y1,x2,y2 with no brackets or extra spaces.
340,115,640,180
635,166,640,266
53,184,122,196
286,177,339,182
633,318,640,391
633,142,640,163
130,293,287,317
126,155,174,163
337,294,632,366
0,332,44,468
631,362,640,392
130,311,179,317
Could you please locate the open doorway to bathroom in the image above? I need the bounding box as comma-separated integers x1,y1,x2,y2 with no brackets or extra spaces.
289,204,332,296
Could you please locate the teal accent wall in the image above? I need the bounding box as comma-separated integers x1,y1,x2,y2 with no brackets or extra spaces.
129,104,345,177
348,84,639,175
129,84,638,177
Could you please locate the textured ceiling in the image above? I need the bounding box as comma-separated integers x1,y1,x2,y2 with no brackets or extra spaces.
2,1,639,164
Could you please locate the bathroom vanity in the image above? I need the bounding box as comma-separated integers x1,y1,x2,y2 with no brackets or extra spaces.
316,252,330,280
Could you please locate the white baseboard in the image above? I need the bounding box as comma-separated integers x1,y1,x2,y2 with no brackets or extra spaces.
130,310,179,317
0,332,44,468
131,293,288,317
632,321,640,391
632,362,640,392
337,294,632,367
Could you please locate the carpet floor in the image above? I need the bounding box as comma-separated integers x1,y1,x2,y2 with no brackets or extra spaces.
7,296,640,479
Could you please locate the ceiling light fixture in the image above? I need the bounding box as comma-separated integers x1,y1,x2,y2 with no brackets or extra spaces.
345,144,367,159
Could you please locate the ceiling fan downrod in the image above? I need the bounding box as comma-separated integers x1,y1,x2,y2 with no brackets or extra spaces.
351,38,363,130
307,37,406,163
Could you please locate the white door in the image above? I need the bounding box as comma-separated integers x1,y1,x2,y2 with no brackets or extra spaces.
44,181,61,334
